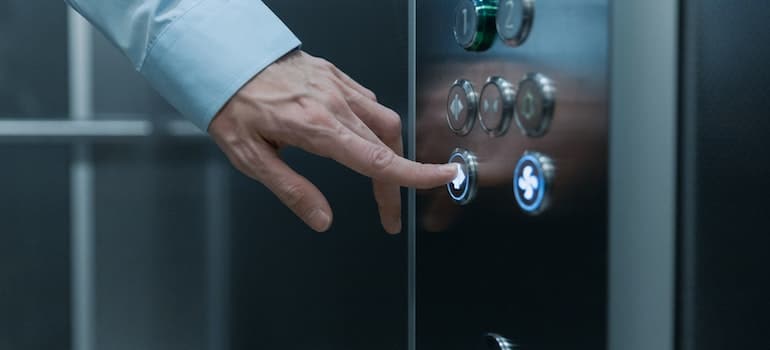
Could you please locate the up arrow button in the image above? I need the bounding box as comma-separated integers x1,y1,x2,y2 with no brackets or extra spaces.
446,79,478,136
446,148,478,205
451,163,467,190
450,94,464,121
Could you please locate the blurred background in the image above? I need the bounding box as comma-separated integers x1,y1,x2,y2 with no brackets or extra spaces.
0,1,409,349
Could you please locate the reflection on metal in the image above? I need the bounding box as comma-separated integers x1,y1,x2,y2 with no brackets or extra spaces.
608,0,678,349
408,0,417,349
69,9,94,350
482,333,517,350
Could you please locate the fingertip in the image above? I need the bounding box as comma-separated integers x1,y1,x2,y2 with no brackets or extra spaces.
308,209,333,232
441,163,459,179
384,218,402,235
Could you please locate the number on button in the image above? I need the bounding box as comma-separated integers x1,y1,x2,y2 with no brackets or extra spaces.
504,0,515,29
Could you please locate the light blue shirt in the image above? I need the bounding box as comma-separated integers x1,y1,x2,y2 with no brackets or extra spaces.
65,0,302,131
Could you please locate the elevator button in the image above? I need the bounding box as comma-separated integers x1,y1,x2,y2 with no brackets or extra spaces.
479,76,516,137
447,148,478,205
496,0,534,48
513,151,554,214
447,79,478,136
514,73,555,137
453,0,498,51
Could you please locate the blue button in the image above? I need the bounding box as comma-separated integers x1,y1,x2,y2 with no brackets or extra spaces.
447,148,478,205
513,151,554,214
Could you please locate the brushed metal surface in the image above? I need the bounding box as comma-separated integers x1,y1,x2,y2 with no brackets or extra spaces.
415,0,608,348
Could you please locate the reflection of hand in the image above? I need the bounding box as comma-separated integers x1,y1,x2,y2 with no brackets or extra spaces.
209,50,457,233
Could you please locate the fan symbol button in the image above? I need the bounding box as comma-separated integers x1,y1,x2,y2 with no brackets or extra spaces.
517,165,539,200
513,152,553,215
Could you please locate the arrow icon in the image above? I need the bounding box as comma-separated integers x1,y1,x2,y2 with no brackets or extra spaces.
451,163,466,190
483,98,499,113
522,92,535,120
450,94,464,121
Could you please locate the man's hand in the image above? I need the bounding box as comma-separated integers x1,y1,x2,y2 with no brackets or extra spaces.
208,50,457,233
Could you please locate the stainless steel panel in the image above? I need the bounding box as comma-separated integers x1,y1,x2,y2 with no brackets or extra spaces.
608,1,678,350
414,0,608,348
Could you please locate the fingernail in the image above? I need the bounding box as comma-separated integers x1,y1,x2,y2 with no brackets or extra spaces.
387,218,402,235
309,209,332,232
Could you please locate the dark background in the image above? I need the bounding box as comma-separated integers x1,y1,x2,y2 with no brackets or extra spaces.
678,0,770,349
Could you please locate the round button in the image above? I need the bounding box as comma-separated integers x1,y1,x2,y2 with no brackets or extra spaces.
447,148,478,205
513,151,554,214
514,73,555,137
453,0,498,51
496,0,535,48
447,79,478,136
479,76,516,137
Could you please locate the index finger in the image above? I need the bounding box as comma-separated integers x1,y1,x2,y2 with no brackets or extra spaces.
325,129,457,189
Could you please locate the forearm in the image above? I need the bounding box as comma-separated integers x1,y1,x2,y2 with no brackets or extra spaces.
65,0,301,130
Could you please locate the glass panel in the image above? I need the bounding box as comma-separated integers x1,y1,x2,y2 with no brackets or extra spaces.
0,2,68,118
0,145,71,350
1,1,411,350
0,2,71,349
91,143,213,350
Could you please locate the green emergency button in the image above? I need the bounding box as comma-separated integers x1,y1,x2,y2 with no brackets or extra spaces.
453,0,498,51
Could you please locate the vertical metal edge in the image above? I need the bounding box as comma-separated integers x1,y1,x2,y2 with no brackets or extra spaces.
608,0,679,350
676,0,698,348
68,8,94,350
407,0,417,349
205,159,231,350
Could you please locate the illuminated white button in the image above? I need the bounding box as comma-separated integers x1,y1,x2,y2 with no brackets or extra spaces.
451,163,466,191
513,151,555,214
447,148,478,205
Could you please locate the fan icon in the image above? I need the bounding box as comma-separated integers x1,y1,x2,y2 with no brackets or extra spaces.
513,152,552,214
517,165,539,201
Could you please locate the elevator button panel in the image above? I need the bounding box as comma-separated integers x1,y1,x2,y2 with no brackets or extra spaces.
419,0,609,346
479,76,516,137
513,151,554,214
453,0,498,51
447,148,478,205
496,0,535,47
515,73,555,137
447,79,479,135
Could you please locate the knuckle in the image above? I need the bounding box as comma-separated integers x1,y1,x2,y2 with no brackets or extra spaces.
383,112,402,132
381,113,403,142
279,182,306,209
369,145,395,172
305,108,331,126
365,89,377,102
324,93,347,111
315,57,335,70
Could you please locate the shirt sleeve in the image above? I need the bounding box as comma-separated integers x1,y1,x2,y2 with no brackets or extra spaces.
65,0,302,131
